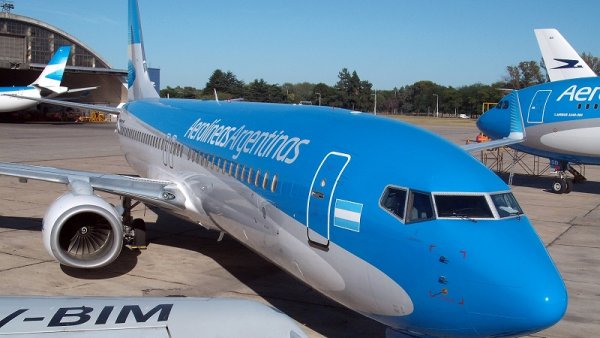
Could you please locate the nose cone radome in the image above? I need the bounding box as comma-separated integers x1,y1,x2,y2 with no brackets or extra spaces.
476,106,511,139
464,222,568,337
469,276,567,337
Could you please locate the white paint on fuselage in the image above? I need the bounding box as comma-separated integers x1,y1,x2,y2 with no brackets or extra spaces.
539,127,600,156
0,88,41,112
117,111,415,323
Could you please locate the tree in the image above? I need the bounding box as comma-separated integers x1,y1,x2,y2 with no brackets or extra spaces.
504,61,544,89
202,69,244,97
159,85,201,99
244,79,286,103
581,52,600,75
334,68,373,111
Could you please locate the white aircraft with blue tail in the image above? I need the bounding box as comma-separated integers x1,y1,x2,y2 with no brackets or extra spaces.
0,1,567,337
0,45,96,113
477,29,600,194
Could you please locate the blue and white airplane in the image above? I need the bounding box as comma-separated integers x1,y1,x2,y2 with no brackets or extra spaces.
0,45,96,113
477,29,600,194
0,1,567,337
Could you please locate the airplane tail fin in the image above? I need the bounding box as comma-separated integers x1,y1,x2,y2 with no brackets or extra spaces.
535,28,597,81
128,0,159,101
31,45,71,90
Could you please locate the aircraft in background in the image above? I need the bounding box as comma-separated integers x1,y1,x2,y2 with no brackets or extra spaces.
0,296,307,337
478,29,600,194
535,28,597,81
0,46,96,113
0,1,567,337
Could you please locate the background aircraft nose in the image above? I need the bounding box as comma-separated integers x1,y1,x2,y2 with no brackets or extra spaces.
476,105,510,139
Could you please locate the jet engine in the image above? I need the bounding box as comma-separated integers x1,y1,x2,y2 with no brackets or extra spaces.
42,192,123,269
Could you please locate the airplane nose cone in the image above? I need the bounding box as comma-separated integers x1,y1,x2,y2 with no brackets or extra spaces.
468,276,567,337
476,105,510,139
465,240,568,336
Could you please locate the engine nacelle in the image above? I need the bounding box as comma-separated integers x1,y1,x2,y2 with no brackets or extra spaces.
42,192,123,269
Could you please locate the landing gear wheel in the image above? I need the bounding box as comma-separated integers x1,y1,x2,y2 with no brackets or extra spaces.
552,178,567,194
565,179,573,194
131,218,147,249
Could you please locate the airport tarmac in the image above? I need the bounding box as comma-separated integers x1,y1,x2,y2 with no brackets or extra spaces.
1,120,599,337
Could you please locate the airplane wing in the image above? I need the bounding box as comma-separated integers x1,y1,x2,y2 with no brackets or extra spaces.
461,137,524,152
535,28,597,81
1,93,122,115
0,296,308,338
0,162,185,210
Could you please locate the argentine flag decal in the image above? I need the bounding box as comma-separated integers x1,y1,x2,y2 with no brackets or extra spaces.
334,199,363,232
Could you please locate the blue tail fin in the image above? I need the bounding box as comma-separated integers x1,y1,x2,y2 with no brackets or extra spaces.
128,0,159,101
32,46,71,89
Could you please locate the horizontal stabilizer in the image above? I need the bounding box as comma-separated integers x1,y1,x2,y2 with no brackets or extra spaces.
67,86,99,93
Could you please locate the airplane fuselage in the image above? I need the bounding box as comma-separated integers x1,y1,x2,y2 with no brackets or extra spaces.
0,86,41,112
479,77,600,164
115,98,566,337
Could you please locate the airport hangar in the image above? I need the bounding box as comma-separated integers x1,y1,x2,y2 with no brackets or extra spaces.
0,9,159,121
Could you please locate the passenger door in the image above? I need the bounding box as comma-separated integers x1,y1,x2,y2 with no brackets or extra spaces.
306,152,351,248
527,90,552,123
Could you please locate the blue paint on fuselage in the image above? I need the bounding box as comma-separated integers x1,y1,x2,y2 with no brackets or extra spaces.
126,98,567,336
478,77,600,164
0,86,35,93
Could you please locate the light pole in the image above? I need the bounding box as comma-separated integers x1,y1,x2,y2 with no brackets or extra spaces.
433,93,439,118
316,92,321,106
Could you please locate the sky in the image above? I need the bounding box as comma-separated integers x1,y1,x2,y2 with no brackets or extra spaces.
12,0,600,90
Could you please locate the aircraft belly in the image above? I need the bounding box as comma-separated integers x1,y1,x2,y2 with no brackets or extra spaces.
525,120,600,158
539,127,600,156
0,93,38,112
205,181,414,318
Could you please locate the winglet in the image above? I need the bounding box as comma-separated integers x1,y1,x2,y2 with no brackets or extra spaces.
535,28,596,81
31,45,71,89
128,0,159,101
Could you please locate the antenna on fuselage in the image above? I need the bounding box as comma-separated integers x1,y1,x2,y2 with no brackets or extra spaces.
214,88,220,104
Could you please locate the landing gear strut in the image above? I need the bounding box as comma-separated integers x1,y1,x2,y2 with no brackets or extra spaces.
122,197,147,249
551,161,584,194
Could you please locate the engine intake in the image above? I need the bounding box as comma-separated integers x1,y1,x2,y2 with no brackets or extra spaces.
42,192,123,269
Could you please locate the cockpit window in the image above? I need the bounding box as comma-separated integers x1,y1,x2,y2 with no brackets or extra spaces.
502,100,509,109
380,186,407,221
407,191,434,223
491,192,523,218
435,195,494,219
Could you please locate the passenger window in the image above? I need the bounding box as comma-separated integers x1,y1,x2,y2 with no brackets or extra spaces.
235,163,240,178
380,187,407,220
271,174,278,192
241,166,246,181
247,168,253,184
255,170,261,187
435,195,493,218
407,191,434,223
262,172,269,189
